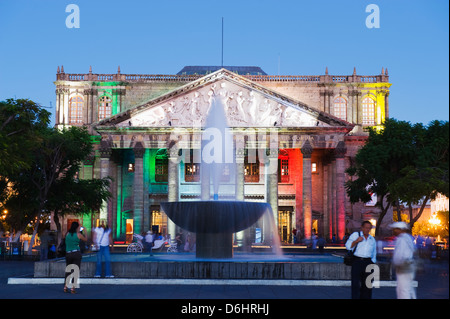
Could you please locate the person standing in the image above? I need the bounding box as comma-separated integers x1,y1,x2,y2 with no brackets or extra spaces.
390,221,417,299
345,220,377,299
94,224,114,278
64,222,87,294
144,230,154,255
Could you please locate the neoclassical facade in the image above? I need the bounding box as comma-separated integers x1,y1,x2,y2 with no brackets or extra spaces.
54,65,392,243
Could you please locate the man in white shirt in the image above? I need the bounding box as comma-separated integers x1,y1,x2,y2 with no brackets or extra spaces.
390,221,417,299
345,220,377,299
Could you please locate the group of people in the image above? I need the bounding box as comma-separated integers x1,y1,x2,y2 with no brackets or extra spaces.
63,222,114,294
345,220,417,299
61,219,420,298
135,230,166,254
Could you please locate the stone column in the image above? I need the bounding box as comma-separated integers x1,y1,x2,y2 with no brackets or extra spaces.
327,91,334,115
235,147,245,201
334,141,347,242
235,136,245,201
266,148,279,224
322,159,329,240
92,89,98,123
201,154,210,201
55,89,61,126
133,142,145,235
385,91,389,119
63,89,69,126
356,91,363,125
327,160,334,241
301,140,313,239
324,90,330,114
83,89,91,125
99,142,112,224
167,147,180,240
331,159,337,240
350,90,358,124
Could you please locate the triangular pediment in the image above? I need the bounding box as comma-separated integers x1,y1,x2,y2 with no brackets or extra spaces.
96,68,351,129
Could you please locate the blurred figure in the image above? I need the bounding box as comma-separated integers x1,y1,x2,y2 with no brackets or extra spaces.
144,230,154,255
390,222,417,299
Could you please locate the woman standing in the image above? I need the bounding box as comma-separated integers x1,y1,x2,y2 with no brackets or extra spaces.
63,222,87,294
94,224,114,278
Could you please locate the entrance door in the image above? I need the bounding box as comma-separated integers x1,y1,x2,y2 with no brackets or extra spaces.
278,207,293,243
151,205,168,237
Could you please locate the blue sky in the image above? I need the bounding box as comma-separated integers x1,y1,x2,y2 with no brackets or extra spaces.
0,0,448,125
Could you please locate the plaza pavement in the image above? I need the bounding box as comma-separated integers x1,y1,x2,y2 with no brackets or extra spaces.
0,258,447,300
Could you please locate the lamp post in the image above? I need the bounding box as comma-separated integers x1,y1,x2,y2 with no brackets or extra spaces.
428,212,441,238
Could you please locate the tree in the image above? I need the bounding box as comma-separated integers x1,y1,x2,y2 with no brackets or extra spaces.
390,121,449,227
346,119,449,235
0,99,50,176
47,173,111,244
1,101,111,251
1,99,50,237
346,119,417,235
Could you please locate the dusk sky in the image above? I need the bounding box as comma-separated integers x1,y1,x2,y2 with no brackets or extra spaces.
0,0,448,126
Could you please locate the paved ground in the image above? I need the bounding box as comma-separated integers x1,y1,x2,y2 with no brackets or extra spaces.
1,257,448,299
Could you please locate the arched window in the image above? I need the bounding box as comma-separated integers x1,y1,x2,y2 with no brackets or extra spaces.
244,150,260,183
69,95,84,125
362,96,376,125
333,97,347,121
278,149,289,183
155,149,168,182
185,149,200,182
98,95,112,121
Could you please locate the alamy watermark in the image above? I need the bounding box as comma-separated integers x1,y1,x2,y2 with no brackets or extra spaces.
168,127,279,175
365,264,380,289
365,4,380,29
65,264,80,288
65,4,80,28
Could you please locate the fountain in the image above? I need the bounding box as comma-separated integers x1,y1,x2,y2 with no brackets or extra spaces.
33,97,392,281
160,98,278,259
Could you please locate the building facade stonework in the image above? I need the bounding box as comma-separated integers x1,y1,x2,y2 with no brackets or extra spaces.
54,66,393,243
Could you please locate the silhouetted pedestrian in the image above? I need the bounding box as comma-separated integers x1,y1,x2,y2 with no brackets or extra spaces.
345,220,377,299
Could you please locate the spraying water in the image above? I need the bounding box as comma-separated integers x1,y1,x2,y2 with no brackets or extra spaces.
161,96,282,258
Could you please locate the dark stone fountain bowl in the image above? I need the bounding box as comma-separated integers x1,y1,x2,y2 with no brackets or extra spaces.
160,201,272,258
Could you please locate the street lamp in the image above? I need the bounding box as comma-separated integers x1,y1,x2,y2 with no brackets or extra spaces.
429,212,441,227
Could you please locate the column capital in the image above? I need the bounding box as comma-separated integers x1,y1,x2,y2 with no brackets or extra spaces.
301,140,313,159
235,148,246,163
266,148,278,158
333,141,347,159
83,154,95,166
133,142,145,158
99,140,112,158
83,88,95,95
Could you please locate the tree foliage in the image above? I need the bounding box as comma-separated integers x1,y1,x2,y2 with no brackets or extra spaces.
346,119,449,235
0,99,111,242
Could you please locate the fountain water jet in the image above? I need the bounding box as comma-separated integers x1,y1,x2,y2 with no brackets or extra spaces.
161,98,281,259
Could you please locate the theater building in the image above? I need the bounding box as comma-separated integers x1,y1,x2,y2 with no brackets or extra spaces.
54,65,392,243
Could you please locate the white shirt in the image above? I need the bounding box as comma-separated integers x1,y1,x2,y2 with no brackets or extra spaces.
393,233,416,267
95,228,111,247
345,231,377,263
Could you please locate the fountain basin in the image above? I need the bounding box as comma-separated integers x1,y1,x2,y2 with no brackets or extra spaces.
160,201,272,258
34,253,393,280
160,201,271,233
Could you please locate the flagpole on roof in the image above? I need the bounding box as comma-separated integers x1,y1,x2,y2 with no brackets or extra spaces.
221,17,224,68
